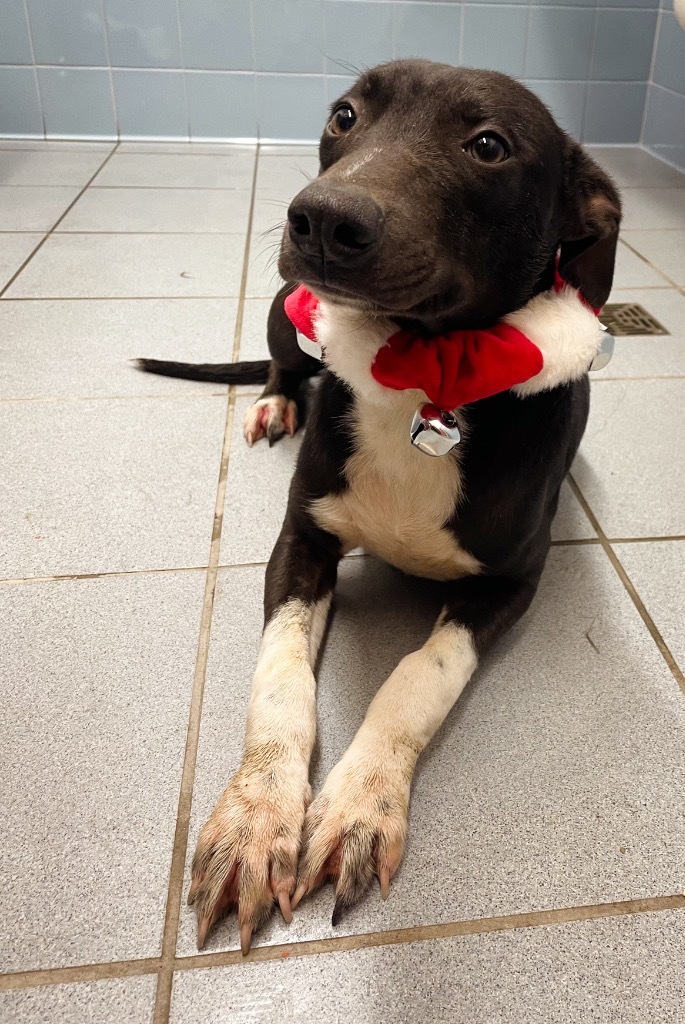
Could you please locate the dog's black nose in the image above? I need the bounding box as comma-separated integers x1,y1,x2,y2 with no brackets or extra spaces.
287,183,384,266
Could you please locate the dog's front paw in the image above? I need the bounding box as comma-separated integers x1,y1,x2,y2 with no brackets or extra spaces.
243,395,298,447
293,749,410,923
188,755,310,952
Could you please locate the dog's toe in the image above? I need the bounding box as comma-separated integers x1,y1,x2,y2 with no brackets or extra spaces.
188,762,308,951
243,396,298,447
293,756,409,920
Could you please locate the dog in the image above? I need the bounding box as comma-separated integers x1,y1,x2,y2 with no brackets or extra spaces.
138,59,621,954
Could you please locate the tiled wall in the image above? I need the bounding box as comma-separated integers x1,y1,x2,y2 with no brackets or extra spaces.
642,0,685,170
0,0,665,144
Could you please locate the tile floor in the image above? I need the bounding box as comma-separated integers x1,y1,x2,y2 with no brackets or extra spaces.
0,141,684,1023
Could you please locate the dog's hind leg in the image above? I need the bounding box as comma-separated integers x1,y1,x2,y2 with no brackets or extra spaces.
243,283,321,446
293,574,539,921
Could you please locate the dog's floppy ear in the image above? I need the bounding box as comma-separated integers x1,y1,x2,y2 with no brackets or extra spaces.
559,141,622,309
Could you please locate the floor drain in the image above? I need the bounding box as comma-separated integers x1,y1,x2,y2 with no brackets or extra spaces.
600,303,669,336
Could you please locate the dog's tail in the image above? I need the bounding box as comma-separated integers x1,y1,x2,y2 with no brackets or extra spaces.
134,357,271,385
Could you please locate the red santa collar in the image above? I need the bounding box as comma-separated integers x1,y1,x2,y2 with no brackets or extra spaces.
284,269,603,411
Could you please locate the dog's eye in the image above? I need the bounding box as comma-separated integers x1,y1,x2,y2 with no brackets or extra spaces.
329,104,357,136
467,133,509,164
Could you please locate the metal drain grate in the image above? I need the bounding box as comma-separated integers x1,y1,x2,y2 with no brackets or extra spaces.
599,303,669,336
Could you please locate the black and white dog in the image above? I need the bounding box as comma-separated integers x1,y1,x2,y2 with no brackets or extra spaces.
138,60,621,953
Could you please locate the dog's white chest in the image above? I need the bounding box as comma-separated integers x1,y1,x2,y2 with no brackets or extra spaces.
311,397,481,581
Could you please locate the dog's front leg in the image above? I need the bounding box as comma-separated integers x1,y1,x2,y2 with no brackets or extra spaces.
293,575,538,921
189,518,340,952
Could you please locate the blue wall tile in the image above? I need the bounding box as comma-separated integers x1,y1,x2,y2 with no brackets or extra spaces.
186,72,258,139
525,80,586,138
643,85,685,146
601,0,659,7
465,0,593,4
326,74,357,105
26,0,108,66
113,70,188,137
256,74,326,140
462,6,527,77
590,11,658,82
526,9,595,81
393,3,460,66
0,0,33,64
4,0,676,146
584,82,647,144
178,0,253,72
653,12,685,95
324,1,393,74
0,67,43,135
38,68,115,137
105,0,181,69
253,0,324,74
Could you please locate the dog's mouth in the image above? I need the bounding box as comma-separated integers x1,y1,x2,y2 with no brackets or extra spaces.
280,249,463,326
292,270,478,333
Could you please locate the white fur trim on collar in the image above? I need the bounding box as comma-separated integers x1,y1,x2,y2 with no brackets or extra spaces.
314,301,417,405
313,286,602,405
507,286,603,398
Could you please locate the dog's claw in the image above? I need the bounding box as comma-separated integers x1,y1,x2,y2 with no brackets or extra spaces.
187,875,202,906
196,915,212,950
331,896,345,927
278,891,293,924
379,865,391,899
240,923,253,956
291,882,307,911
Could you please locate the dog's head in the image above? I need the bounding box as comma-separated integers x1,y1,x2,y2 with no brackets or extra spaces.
278,60,621,332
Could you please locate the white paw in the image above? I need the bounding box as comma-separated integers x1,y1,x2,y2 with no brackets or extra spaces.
292,749,410,923
189,755,310,952
243,396,298,447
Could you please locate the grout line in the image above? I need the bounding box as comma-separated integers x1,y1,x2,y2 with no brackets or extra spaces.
98,0,118,147
0,296,245,302
568,475,685,696
80,185,252,191
175,894,685,971
618,236,682,291
0,565,209,587
593,376,685,383
640,3,663,146
0,144,119,299
2,894,684,992
151,142,261,1024
173,0,191,143
0,143,253,153
607,534,685,544
2,536,682,588
0,392,229,404
50,231,252,237
579,7,600,143
550,537,600,546
0,958,160,994
151,396,237,1024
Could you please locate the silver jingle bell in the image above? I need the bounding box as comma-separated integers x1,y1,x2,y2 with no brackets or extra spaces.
589,326,615,372
410,403,461,457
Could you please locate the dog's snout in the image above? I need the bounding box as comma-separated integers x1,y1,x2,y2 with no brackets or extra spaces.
287,183,384,267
